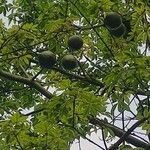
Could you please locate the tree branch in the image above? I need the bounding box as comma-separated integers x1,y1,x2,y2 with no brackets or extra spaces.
23,108,150,149
89,117,150,149
73,127,105,150
54,67,150,97
68,0,115,58
53,67,104,88
109,117,150,150
0,70,149,149
0,70,53,99
29,59,150,97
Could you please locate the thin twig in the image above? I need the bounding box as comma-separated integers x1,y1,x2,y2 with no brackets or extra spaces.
31,69,43,81
73,127,105,150
68,0,115,58
72,96,76,127
101,127,108,150
79,138,82,150
89,117,150,149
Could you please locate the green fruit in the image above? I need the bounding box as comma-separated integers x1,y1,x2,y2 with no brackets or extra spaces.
38,51,56,68
109,23,126,37
122,18,131,38
123,19,131,33
68,35,83,51
61,55,77,70
104,12,122,29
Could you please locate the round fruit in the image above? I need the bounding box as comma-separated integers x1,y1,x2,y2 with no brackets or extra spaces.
109,23,126,37
104,12,122,29
68,35,83,51
123,19,131,33
61,55,77,70
122,18,131,38
38,51,56,68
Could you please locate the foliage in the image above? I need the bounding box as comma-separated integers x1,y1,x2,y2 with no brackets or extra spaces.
0,0,150,149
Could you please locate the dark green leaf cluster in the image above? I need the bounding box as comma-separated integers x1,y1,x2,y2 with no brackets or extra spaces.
0,0,149,149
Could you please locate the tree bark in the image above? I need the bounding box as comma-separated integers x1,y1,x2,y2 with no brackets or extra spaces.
89,117,150,149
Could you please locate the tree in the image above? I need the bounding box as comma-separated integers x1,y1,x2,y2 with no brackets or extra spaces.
0,0,150,149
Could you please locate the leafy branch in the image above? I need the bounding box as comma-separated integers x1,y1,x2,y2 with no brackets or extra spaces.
0,69,149,149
